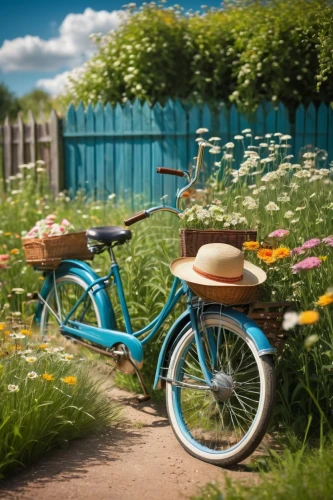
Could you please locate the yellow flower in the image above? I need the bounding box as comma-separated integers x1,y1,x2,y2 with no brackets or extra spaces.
64,354,74,361
263,256,277,265
4,330,10,336
62,376,77,385
243,241,260,251
39,343,48,349
42,373,54,381
10,344,23,351
4,232,11,237
316,293,333,307
272,247,290,259
38,276,45,281
298,310,320,325
0,323,5,331
10,248,19,255
318,256,327,262
20,329,32,336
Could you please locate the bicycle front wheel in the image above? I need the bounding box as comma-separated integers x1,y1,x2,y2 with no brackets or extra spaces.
40,274,102,342
166,312,275,466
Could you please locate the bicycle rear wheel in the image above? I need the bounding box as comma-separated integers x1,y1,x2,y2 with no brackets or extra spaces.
40,274,102,342
166,312,275,466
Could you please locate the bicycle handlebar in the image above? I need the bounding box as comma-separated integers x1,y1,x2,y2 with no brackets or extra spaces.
124,210,150,226
156,167,186,178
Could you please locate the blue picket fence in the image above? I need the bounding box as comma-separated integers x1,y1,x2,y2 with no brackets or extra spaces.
63,99,333,206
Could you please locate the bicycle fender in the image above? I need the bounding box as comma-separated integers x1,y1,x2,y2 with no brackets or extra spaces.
34,260,116,330
153,305,275,390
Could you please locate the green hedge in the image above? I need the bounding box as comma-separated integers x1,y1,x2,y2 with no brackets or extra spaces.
61,0,333,111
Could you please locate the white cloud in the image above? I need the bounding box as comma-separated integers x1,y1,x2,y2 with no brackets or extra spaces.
36,70,73,96
0,8,125,72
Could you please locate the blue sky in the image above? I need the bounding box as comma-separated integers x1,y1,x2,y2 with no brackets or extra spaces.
0,0,222,97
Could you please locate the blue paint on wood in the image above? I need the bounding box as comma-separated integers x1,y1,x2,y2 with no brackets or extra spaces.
104,102,115,197
316,102,328,152
295,104,305,163
62,99,333,205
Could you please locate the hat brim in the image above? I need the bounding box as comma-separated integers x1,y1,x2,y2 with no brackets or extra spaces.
170,257,266,287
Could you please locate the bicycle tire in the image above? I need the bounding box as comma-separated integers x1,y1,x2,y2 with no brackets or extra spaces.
40,274,102,340
166,312,275,466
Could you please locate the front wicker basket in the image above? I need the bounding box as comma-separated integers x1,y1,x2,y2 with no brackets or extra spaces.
180,228,257,257
23,231,93,269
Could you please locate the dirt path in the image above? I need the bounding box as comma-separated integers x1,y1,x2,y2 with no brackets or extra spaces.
0,387,259,500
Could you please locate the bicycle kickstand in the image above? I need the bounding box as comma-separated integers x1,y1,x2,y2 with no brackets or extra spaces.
128,358,151,403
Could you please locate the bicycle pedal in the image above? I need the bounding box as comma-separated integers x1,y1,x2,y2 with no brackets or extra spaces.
137,394,151,403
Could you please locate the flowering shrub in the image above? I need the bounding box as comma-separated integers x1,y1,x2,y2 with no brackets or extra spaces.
59,0,333,111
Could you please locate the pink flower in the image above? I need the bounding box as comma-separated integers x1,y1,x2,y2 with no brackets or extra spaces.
291,256,322,274
46,214,56,222
301,238,321,249
323,236,333,247
268,229,290,239
0,254,9,262
290,247,305,257
59,225,65,233
61,219,71,227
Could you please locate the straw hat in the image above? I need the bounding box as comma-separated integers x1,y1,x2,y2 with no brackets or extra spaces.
170,243,266,305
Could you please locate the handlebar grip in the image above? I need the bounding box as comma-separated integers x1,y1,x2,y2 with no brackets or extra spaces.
156,167,185,178
124,210,150,226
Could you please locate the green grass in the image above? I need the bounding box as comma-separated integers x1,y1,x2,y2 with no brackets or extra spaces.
0,333,121,478
192,439,333,500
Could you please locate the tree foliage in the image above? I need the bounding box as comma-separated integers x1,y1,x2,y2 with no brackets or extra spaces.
0,83,20,122
61,0,333,111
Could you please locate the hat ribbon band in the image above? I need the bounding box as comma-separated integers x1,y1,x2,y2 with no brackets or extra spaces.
193,265,243,283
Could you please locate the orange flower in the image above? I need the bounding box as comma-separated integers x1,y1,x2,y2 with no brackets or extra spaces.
243,241,260,251
272,247,290,259
263,256,277,265
298,310,320,325
257,248,274,260
4,330,10,336
10,248,19,255
39,343,49,349
316,293,333,307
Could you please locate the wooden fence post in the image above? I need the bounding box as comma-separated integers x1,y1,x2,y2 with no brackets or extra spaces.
3,117,12,181
28,110,36,163
17,112,24,172
50,110,64,195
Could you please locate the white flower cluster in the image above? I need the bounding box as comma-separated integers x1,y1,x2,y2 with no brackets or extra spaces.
179,202,248,230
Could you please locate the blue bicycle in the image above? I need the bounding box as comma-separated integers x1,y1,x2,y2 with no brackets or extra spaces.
35,143,276,466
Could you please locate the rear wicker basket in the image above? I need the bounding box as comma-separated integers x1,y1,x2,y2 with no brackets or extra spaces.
235,301,298,351
180,229,257,257
23,231,93,269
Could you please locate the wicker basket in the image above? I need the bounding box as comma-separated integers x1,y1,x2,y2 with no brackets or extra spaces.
235,301,298,351
180,229,257,257
23,231,93,268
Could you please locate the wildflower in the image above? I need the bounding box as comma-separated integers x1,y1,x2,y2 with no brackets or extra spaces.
196,128,208,134
257,248,274,261
304,334,319,350
243,241,260,251
263,256,277,265
273,247,290,259
299,311,320,325
291,257,321,274
282,311,299,330
225,142,234,148
12,288,25,294
318,256,327,262
268,229,290,239
10,248,19,255
0,254,9,261
4,232,11,237
24,356,37,363
62,376,77,385
39,343,48,349
42,373,54,381
316,291,333,307
277,195,290,203
265,202,279,212
63,354,74,361
20,329,32,336
8,384,19,392
10,333,26,339
323,236,333,247
27,371,38,380
301,238,321,250
284,211,294,219
290,247,305,257
234,135,244,140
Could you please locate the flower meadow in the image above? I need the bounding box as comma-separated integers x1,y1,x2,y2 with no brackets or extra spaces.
0,134,333,476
